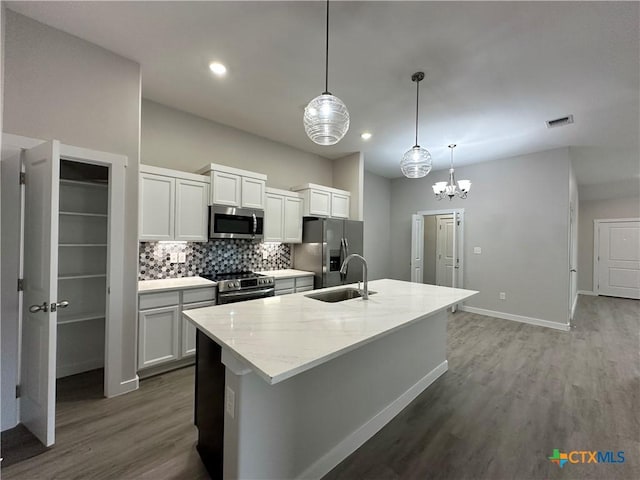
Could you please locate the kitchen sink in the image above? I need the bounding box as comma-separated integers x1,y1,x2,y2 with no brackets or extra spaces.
305,288,377,303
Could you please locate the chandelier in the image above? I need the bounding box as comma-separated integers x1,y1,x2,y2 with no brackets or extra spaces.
400,72,432,178
432,144,471,200
303,0,350,145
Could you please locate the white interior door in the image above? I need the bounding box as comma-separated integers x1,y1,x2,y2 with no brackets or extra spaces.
21,140,60,446
436,215,455,287
597,220,640,299
410,214,424,283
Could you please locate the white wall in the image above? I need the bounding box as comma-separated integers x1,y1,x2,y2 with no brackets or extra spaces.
141,99,334,190
2,10,141,403
390,148,572,327
362,171,391,280
333,153,364,221
577,196,640,292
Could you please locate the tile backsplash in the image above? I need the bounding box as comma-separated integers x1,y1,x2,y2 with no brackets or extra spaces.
139,240,291,280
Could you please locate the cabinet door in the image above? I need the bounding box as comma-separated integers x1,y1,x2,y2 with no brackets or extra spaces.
283,197,303,243
308,189,331,217
139,173,175,241
175,179,209,242
138,306,179,369
181,300,216,357
331,193,350,219
264,193,284,242
241,177,266,209
212,171,241,207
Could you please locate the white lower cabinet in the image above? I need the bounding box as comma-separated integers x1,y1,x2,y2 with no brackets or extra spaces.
138,286,216,372
274,275,314,296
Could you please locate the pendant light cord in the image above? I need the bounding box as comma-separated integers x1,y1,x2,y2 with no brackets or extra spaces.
414,79,419,147
450,146,454,169
324,0,330,95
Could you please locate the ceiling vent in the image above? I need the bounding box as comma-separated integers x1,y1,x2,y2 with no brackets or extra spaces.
546,114,574,128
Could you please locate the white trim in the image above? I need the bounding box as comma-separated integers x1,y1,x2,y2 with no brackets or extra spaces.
578,290,597,296
109,376,139,398
60,144,128,168
197,162,268,180
140,163,208,183
461,306,570,331
299,360,448,480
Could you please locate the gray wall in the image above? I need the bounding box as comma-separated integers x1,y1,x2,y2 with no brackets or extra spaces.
363,171,391,280
577,196,640,292
141,99,334,190
569,159,579,311
423,216,437,285
333,152,364,221
390,148,572,325
3,10,141,396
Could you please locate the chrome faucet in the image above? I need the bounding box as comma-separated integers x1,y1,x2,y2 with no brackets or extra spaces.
340,254,369,300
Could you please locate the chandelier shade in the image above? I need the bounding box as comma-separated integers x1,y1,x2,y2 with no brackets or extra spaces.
304,0,349,145
432,144,471,200
401,71,432,178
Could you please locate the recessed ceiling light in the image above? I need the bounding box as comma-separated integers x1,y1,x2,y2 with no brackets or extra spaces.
361,132,372,140
209,62,227,76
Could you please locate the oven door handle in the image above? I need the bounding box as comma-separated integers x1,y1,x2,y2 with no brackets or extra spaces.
219,288,274,298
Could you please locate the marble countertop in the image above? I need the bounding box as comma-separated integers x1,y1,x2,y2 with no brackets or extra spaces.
138,276,217,293
183,279,477,385
256,269,315,279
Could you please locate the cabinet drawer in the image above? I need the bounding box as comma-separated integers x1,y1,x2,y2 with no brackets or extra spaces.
139,291,180,310
274,278,295,291
275,288,295,296
295,285,314,293
295,276,314,288
182,287,217,304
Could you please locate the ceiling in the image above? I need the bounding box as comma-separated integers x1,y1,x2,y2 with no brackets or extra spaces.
6,1,640,182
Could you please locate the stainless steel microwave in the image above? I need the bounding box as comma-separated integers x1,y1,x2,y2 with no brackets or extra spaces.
209,205,264,240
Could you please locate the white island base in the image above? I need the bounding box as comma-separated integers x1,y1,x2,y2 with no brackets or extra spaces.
225,310,446,479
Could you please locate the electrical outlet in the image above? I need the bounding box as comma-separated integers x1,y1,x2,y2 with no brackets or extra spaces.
499,292,506,300
178,252,186,263
473,247,482,254
169,253,178,263
225,386,235,418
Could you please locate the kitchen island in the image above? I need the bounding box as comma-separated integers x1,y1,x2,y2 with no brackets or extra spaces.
184,279,477,479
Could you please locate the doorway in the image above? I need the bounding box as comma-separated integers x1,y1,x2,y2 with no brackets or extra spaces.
1,136,128,448
411,208,465,289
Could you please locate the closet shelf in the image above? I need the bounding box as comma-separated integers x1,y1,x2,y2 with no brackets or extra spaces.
57,312,105,325
58,273,106,280
59,211,108,218
60,179,108,189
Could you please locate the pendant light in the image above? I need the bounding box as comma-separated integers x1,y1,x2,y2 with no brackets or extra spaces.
432,144,471,200
400,71,432,178
303,0,350,145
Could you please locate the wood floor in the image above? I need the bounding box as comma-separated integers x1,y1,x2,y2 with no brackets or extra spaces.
2,295,638,479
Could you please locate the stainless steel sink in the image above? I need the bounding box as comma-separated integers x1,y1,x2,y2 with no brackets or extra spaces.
305,288,376,303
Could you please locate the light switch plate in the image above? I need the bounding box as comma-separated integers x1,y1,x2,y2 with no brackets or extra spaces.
473,247,482,254
178,252,186,263
169,253,178,263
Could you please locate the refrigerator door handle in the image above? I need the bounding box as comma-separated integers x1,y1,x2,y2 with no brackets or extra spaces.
339,238,346,282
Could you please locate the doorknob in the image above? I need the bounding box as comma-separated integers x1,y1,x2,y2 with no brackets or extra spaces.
51,300,70,312
570,269,577,273
29,302,49,313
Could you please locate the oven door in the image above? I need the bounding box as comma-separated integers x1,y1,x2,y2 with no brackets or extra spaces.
217,287,275,305
210,206,264,240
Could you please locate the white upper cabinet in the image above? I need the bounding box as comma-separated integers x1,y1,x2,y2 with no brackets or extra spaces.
198,163,267,209
291,183,351,219
139,172,175,241
175,179,209,241
264,188,303,243
211,171,241,206
139,165,209,242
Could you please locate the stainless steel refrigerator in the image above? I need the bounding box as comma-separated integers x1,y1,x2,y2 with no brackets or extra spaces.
293,218,364,289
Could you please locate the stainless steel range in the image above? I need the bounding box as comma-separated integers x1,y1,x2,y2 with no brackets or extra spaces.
202,271,275,304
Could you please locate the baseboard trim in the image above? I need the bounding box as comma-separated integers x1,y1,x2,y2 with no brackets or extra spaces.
106,375,140,398
300,360,449,480
461,306,570,331
578,290,597,296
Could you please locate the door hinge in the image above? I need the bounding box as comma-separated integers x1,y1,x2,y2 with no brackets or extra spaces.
17,278,24,292
15,385,21,398
19,172,26,185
